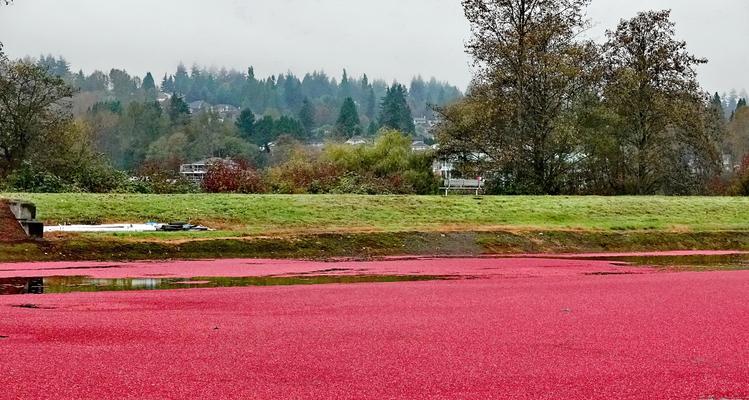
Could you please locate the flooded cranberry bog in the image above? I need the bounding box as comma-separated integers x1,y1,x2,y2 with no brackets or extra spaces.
1,252,748,399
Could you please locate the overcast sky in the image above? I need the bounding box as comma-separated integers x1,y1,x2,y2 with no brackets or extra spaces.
0,0,747,94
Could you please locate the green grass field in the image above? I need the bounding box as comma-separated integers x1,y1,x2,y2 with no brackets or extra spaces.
4,193,749,262
4,193,749,235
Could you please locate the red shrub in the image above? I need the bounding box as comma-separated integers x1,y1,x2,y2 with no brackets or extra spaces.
202,160,266,194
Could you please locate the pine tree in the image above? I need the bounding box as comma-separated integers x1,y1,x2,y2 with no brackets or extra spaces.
336,97,361,138
161,74,175,93
379,83,415,134
282,74,304,112
711,93,725,122
236,109,256,141
298,98,315,134
733,98,748,121
142,72,156,91
142,72,157,101
367,121,379,137
365,87,376,120
339,69,351,100
274,116,307,140
253,116,276,149
737,98,747,112
168,95,190,126
174,63,190,96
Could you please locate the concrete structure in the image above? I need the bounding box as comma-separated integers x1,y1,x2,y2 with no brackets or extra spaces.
7,200,43,239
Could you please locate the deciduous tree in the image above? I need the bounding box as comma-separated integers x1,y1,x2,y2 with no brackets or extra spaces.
0,61,75,176
601,10,719,194
438,0,598,194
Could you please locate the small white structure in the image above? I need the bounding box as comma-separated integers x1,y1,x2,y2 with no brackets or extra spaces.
345,136,367,146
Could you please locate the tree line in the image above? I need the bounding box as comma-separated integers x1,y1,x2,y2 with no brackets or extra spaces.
0,31,451,193
437,0,747,195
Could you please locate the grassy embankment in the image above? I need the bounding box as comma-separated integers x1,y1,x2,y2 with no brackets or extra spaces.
3,193,749,261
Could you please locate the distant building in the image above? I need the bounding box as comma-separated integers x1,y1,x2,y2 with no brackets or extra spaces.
179,158,236,183
212,104,241,121
414,116,438,130
188,100,210,115
411,140,431,152
156,92,171,103
345,136,368,146
432,159,455,179
187,101,241,122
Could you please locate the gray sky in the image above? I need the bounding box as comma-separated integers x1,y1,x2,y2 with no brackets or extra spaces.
0,0,747,93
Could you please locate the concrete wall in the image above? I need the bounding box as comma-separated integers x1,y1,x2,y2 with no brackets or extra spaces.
6,200,42,239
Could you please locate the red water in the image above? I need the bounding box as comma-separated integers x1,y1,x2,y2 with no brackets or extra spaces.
1,253,748,399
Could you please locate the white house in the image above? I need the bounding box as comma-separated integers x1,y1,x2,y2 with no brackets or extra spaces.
179,158,236,183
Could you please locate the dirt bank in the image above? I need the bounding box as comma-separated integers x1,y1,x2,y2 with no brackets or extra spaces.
4,229,749,262
0,201,28,243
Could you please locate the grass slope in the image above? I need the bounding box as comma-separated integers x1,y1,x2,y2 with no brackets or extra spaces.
3,193,749,262
4,193,749,234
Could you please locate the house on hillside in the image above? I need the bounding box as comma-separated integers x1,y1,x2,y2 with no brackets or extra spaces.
411,140,432,152
188,100,210,115
212,104,241,121
179,158,236,183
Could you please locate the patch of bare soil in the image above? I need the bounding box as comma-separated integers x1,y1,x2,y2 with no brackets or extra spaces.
0,201,29,242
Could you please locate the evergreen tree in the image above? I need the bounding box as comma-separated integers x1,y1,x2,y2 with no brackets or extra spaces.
737,98,747,113
274,116,306,140
161,74,175,93
379,83,415,134
364,86,376,120
711,93,725,122
169,94,190,117
142,72,156,91
298,97,315,134
253,116,276,150
336,97,361,138
733,98,748,121
174,63,190,96
367,121,379,136
339,69,351,99
282,73,304,112
142,72,157,101
236,109,256,140
726,89,739,120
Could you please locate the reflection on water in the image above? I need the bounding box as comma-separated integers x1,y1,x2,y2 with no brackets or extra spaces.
3,253,747,296
592,253,749,271
0,275,454,296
